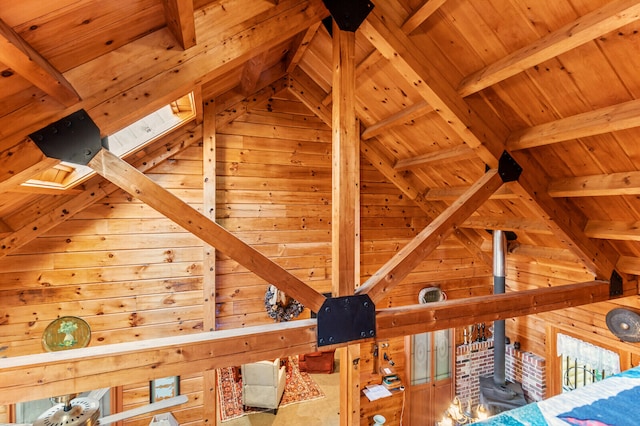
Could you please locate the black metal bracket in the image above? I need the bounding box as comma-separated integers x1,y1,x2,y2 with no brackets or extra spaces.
321,0,374,32
317,294,376,346
29,109,107,165
610,269,623,297
497,151,522,182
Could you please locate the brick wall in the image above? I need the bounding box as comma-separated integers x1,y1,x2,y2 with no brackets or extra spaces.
455,339,546,407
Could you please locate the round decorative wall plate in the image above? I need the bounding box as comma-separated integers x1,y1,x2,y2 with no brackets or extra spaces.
42,316,91,352
418,287,446,304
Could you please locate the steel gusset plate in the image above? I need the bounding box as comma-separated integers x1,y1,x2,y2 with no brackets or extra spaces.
316,294,376,346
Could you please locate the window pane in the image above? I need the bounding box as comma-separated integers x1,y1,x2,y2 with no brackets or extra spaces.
411,332,431,385
434,329,451,380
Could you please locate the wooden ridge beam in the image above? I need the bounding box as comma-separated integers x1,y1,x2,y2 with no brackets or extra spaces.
462,216,553,235
361,100,430,141
376,280,611,338
458,0,640,97
548,170,640,197
425,182,517,201
356,169,504,303
88,149,326,312
162,0,196,50
394,143,475,170
508,98,640,151
0,18,80,107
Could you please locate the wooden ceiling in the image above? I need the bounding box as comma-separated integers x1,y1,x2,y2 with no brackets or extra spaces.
2,0,640,285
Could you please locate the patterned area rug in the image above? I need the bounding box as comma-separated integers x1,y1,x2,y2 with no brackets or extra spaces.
217,356,326,422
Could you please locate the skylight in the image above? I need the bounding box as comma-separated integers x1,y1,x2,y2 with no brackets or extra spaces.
22,93,196,192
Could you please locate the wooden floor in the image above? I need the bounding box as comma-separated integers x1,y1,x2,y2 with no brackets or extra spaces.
219,369,340,426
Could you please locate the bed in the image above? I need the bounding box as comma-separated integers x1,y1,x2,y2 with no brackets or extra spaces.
478,365,640,425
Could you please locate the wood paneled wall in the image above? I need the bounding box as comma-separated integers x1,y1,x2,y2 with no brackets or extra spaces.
0,93,495,425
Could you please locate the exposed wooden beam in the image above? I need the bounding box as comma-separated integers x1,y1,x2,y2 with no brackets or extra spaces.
88,149,326,312
356,169,504,303
362,2,623,282
394,143,476,170
508,98,640,151
0,18,80,107
288,68,333,125
0,280,615,404
375,280,610,338
161,0,196,50
510,177,620,278
425,182,518,201
585,220,640,241
321,49,385,106
0,0,329,148
458,0,640,97
361,100,431,141
462,216,553,235
0,319,320,405
239,53,267,96
548,170,640,197
617,256,640,275
0,123,202,259
286,21,322,72
288,67,493,267
360,7,503,168
0,139,60,194
401,0,448,34
331,23,359,296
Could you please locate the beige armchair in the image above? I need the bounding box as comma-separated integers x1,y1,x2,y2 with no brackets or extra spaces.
241,358,286,413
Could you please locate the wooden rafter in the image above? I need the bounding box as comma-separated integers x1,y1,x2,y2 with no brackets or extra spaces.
360,8,503,167
0,280,616,405
457,0,640,97
360,100,430,141
394,143,476,170
161,0,196,50
0,139,60,194
401,0,449,34
508,98,640,151
462,216,553,235
548,170,640,197
286,21,322,73
0,18,80,107
356,169,504,303
361,3,623,281
88,149,326,312
585,220,640,241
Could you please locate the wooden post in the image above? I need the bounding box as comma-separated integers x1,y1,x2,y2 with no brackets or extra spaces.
330,20,360,426
202,95,217,425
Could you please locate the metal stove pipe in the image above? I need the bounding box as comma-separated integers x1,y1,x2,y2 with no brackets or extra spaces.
493,230,506,386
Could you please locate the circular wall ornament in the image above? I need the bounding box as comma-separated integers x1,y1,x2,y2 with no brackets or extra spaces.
42,316,91,352
264,285,304,322
418,286,446,304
